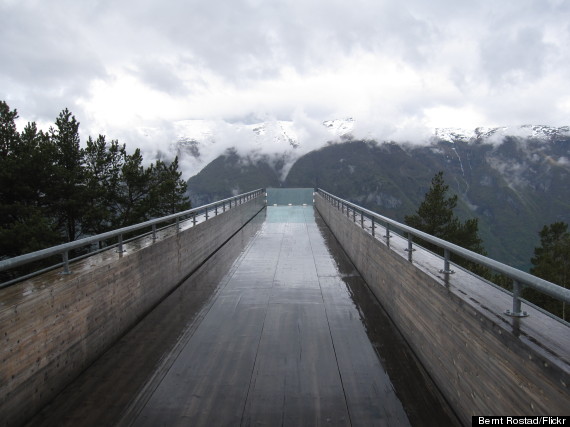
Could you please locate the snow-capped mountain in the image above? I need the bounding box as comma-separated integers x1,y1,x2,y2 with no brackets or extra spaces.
173,117,355,154
434,125,570,144
170,118,355,178
169,116,568,180
184,122,569,271
323,118,356,136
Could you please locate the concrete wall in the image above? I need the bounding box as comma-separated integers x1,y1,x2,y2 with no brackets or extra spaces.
316,194,569,425
0,197,265,427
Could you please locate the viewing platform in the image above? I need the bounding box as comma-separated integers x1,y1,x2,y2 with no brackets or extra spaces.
1,189,568,426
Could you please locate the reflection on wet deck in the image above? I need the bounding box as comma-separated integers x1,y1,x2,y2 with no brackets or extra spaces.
27,207,457,426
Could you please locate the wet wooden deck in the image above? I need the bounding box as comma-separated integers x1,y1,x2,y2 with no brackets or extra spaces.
27,207,457,426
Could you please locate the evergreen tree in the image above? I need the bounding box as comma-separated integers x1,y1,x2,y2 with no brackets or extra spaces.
1,100,192,265
83,135,127,235
117,148,152,226
0,101,19,157
405,171,486,273
528,222,569,320
48,109,87,242
1,103,60,259
148,157,191,218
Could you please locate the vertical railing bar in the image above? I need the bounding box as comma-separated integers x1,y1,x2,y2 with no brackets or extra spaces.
152,224,157,242
117,234,125,253
439,249,454,276
506,280,529,317
406,234,414,262
61,251,71,275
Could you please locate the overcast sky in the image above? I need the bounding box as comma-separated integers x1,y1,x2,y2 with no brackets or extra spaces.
2,0,569,166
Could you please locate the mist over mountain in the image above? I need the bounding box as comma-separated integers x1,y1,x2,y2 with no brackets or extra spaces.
184,124,570,270
169,116,569,177
168,117,355,180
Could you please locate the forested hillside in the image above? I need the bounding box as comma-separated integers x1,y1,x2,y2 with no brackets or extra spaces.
187,137,570,270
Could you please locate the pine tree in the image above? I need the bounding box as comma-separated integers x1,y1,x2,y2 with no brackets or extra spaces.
405,171,459,240
83,135,127,235
405,171,486,273
48,109,87,242
117,148,152,226
528,222,569,320
1,100,191,264
1,103,60,259
0,101,19,157
148,156,191,218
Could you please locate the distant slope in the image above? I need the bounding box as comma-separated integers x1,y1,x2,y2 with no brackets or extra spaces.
186,149,282,206
284,138,570,270
185,132,569,270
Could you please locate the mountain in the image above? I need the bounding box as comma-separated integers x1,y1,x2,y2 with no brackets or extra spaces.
286,136,569,270
434,125,570,144
185,148,283,206
171,118,355,179
185,125,570,270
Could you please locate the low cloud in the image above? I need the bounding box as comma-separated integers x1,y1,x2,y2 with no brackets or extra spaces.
2,0,569,178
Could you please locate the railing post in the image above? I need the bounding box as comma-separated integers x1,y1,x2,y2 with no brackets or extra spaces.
116,234,125,253
223,201,226,212
372,217,375,237
405,235,415,262
384,223,390,247
215,205,218,216
205,208,209,220
176,217,180,233
61,251,71,275
152,224,157,243
360,211,364,228
505,280,529,317
192,212,196,226
353,208,356,222
439,249,454,275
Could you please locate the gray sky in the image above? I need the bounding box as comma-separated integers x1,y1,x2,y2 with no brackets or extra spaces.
2,0,569,162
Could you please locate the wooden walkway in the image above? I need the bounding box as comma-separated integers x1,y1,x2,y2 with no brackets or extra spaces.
27,207,457,426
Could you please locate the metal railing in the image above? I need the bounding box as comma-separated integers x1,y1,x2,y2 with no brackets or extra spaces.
0,189,265,288
317,188,570,319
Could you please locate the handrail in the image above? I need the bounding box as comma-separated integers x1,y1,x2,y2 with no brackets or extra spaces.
317,188,570,318
0,189,265,287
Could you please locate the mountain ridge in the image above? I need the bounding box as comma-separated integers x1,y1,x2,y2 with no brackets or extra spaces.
170,118,569,180
184,132,570,271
